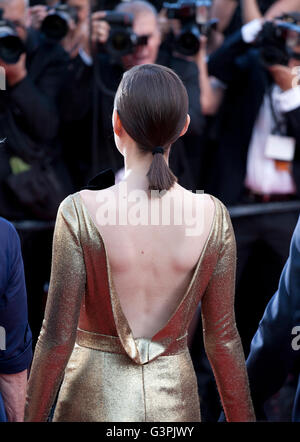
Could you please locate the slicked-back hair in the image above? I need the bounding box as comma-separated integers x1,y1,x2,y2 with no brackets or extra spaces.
114,64,189,192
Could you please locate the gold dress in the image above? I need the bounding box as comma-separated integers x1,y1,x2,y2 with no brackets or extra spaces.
24,192,255,422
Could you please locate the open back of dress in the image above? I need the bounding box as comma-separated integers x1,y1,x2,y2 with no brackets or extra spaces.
25,192,255,422
78,187,216,339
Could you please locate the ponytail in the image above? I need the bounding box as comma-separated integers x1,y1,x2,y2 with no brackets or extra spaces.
147,149,177,192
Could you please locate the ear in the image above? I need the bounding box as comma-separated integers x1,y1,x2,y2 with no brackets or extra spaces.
112,109,123,137
179,114,190,137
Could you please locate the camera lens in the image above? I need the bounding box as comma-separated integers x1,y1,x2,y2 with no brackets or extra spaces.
107,28,137,56
177,31,200,56
111,31,130,52
41,14,69,41
0,35,25,64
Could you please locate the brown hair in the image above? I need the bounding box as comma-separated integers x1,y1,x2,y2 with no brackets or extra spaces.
114,64,189,192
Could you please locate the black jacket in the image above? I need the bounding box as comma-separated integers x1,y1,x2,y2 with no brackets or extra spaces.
206,30,300,206
0,29,72,220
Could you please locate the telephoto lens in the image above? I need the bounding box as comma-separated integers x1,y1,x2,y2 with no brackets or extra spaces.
41,1,78,42
256,21,291,67
0,8,25,64
104,12,140,57
163,0,217,56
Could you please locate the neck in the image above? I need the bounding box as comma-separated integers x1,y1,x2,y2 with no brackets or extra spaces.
121,143,169,192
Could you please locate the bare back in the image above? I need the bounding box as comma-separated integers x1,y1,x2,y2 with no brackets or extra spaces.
80,183,215,339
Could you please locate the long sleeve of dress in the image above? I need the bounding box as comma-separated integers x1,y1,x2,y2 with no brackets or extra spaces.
201,203,255,422
24,195,86,422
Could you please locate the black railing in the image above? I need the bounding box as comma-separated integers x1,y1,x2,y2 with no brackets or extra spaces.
228,200,300,218
12,219,55,231
11,200,300,231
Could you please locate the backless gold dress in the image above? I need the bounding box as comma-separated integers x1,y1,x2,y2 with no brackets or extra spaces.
24,192,255,422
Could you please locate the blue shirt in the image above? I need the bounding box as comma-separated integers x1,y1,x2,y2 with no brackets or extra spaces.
0,217,33,421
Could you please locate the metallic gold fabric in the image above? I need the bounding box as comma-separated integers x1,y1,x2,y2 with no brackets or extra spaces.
24,192,255,422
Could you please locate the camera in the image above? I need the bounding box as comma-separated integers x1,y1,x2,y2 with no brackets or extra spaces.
41,0,79,42
0,9,25,64
102,12,148,57
163,0,218,56
256,14,300,66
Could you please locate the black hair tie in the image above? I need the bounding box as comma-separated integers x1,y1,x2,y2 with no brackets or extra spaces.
152,146,164,156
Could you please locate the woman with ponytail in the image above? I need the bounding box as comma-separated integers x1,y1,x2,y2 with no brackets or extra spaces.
25,65,255,422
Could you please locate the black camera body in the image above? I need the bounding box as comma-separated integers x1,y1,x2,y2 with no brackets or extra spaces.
163,0,217,56
256,16,300,67
102,12,148,57
41,0,79,42
0,8,25,64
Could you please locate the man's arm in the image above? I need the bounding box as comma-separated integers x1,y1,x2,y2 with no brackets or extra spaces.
196,37,226,116
241,0,263,23
0,370,27,422
264,0,300,20
0,220,32,422
202,20,263,115
242,0,300,23
208,19,262,85
210,0,239,32
247,216,300,418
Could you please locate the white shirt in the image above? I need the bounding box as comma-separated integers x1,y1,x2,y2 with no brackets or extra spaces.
79,47,93,66
244,86,300,195
240,19,300,195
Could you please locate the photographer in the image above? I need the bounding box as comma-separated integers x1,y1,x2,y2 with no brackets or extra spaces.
60,0,205,190
196,1,300,115
29,0,91,59
0,0,73,346
0,0,72,220
209,1,300,41
210,0,238,34
203,15,300,357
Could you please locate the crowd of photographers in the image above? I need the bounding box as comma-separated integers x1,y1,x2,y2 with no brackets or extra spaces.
1,0,300,421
